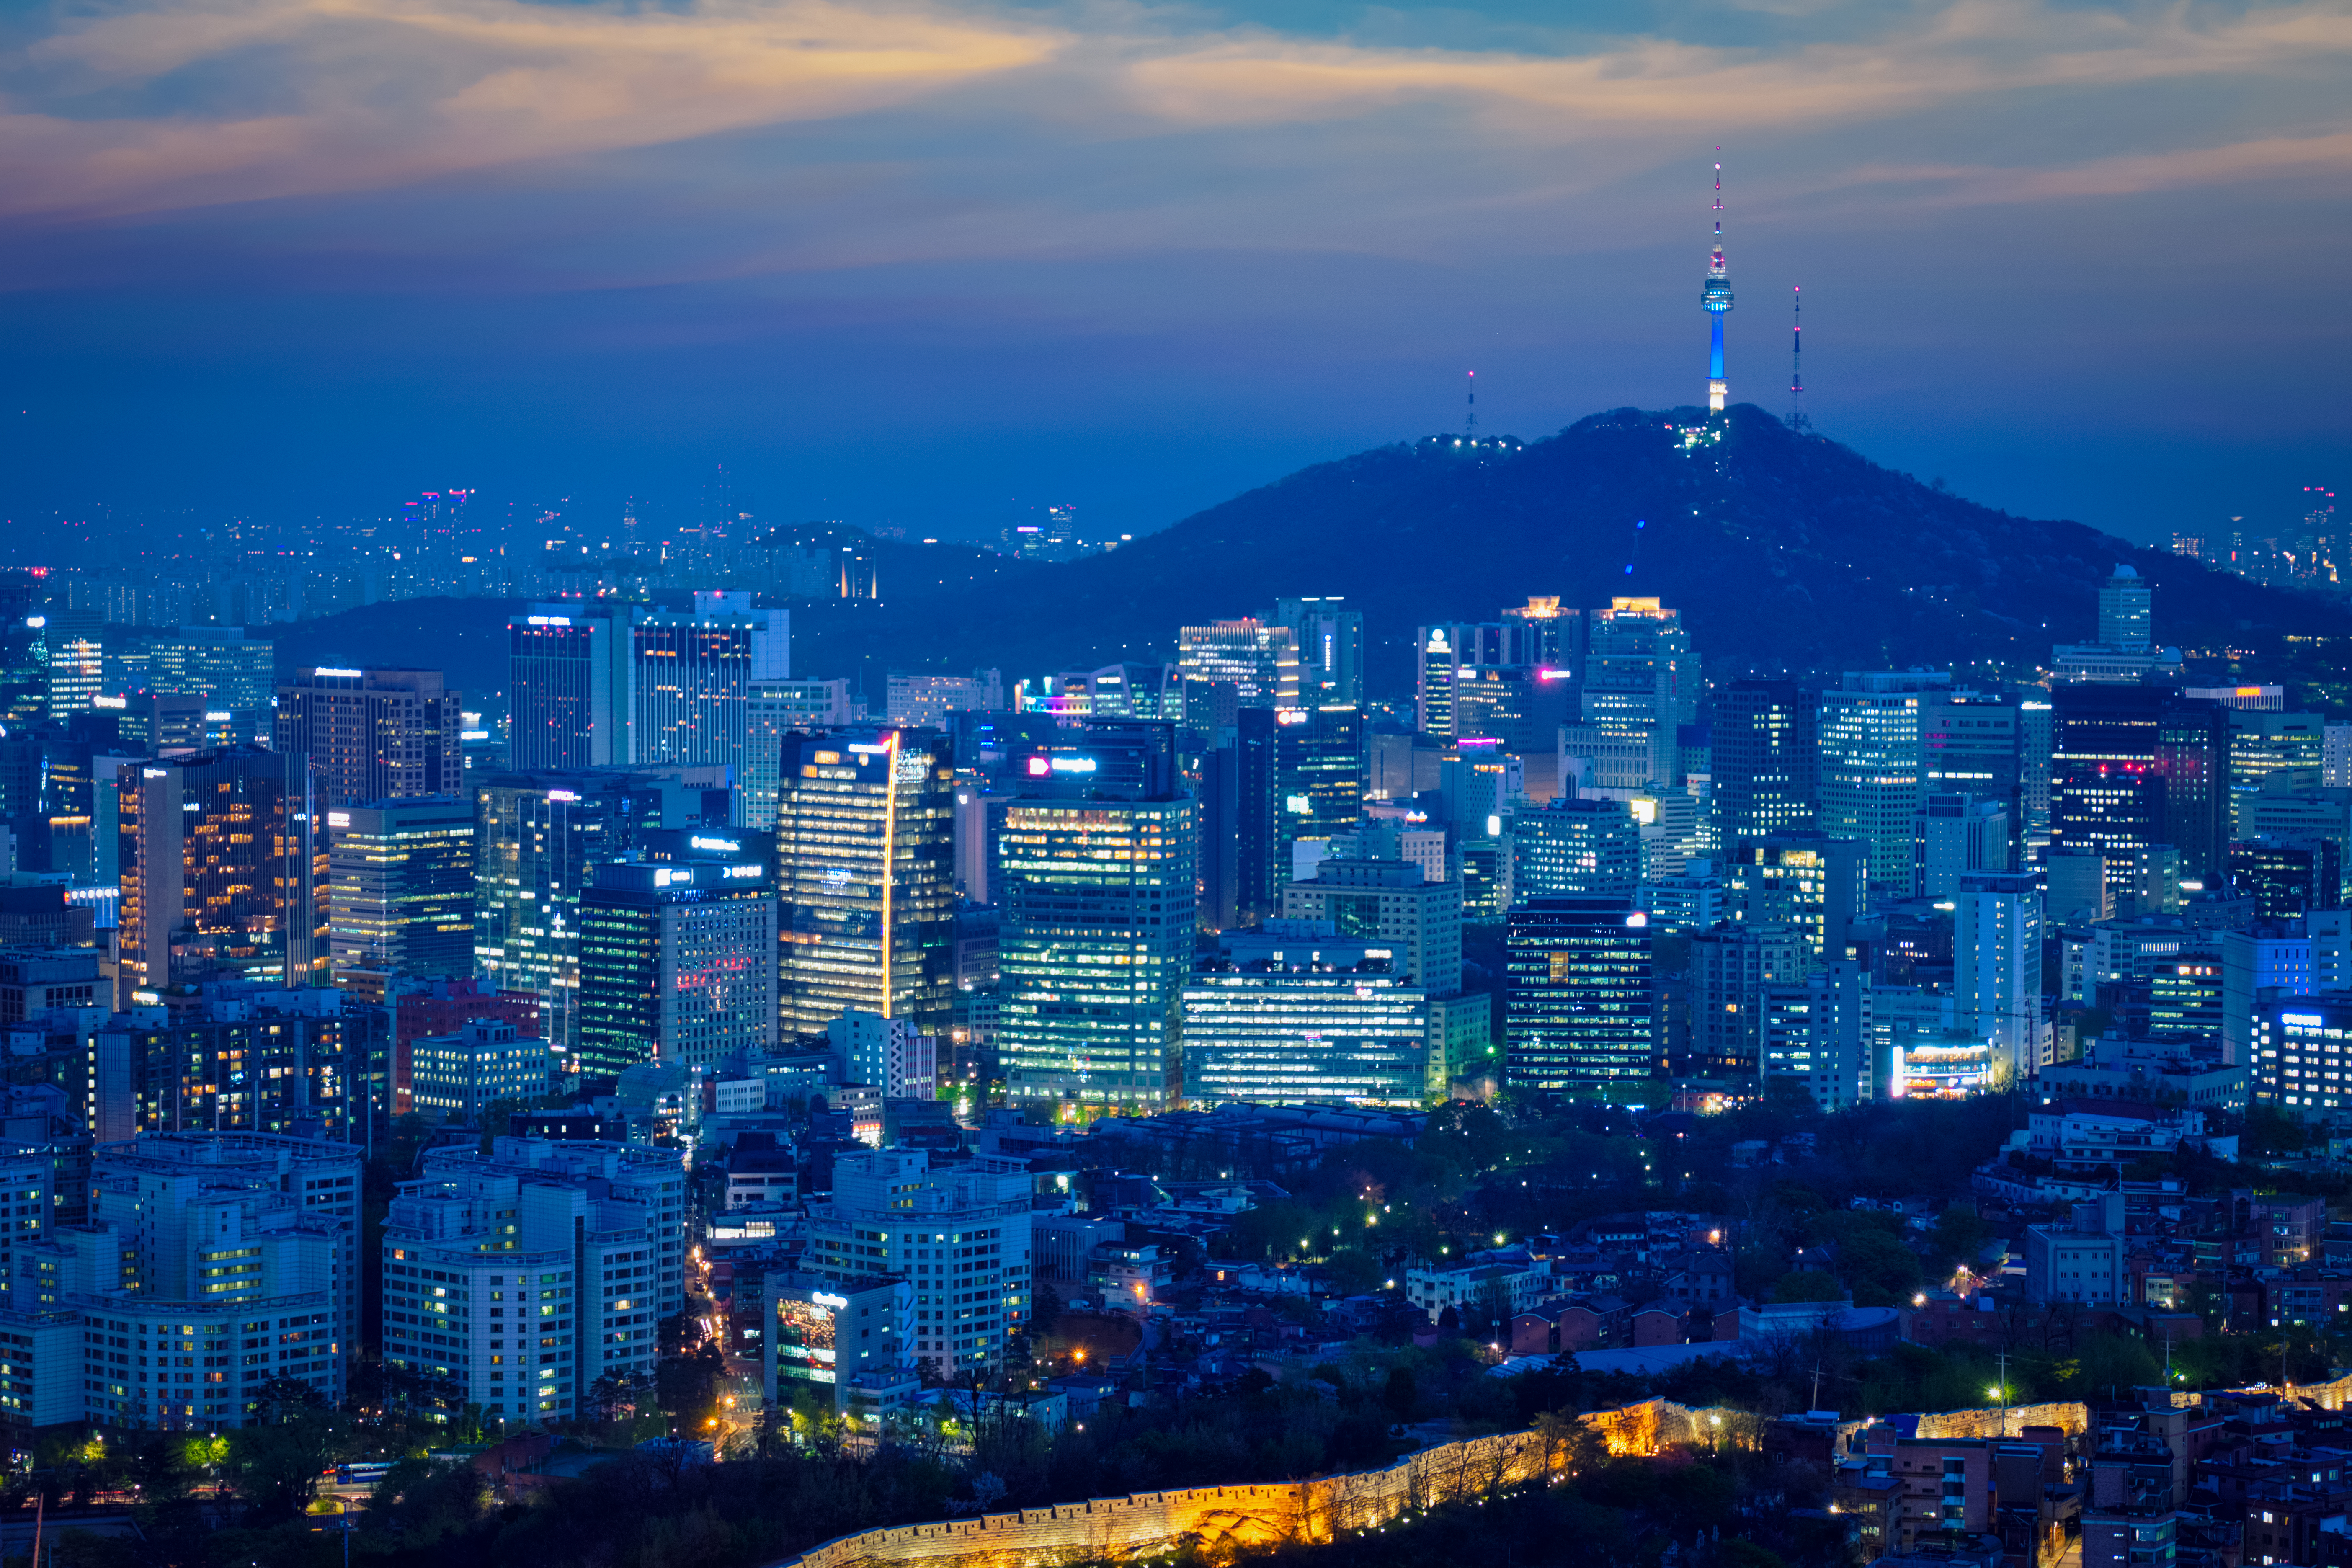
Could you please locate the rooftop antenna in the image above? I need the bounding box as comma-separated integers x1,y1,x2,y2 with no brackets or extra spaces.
1466,370,1477,438
1790,285,1811,433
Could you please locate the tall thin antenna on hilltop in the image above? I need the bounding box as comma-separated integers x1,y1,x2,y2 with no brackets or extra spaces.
1790,285,1811,433
1466,370,1477,437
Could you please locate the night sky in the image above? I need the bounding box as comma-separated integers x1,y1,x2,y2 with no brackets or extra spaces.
4,0,2346,546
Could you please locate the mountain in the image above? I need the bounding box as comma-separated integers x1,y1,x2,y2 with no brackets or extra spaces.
263,405,2347,703
792,403,2346,693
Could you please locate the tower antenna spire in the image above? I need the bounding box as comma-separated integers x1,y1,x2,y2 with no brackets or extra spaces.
1701,149,1733,413
1466,370,1476,437
1790,285,1810,433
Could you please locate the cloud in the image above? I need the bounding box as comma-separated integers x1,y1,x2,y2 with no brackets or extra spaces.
4,0,1065,218
3,0,2345,241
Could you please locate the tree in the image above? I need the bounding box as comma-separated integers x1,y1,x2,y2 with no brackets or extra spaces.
1768,1270,1846,1305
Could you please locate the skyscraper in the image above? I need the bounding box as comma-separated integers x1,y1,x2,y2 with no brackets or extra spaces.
993,727,1196,1113
2050,686,2231,894
1953,870,2047,1079
118,746,319,1002
506,595,786,774
1511,796,1641,900
1505,897,1656,1093
1817,671,1949,892
506,608,625,770
1687,920,1813,1078
1177,619,1297,710
773,727,956,1039
1276,704,1366,865
274,667,463,809
1184,936,1429,1106
1710,679,1817,841
1199,707,1281,931
1580,598,1697,784
578,830,778,1077
471,770,667,1063
2099,565,2153,648
1271,598,1364,706
1723,831,1867,961
325,794,476,990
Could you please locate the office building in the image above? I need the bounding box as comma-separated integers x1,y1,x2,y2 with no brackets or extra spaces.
1688,920,1814,1078
275,667,463,809
2050,686,2230,894
1177,620,1297,710
44,614,104,720
506,608,628,770
1817,672,1947,892
764,1271,918,1429
741,678,859,830
2256,995,2352,1117
1511,796,1640,899
1504,896,1656,1092
325,794,475,989
119,745,321,1002
2051,566,2182,684
1913,793,2012,898
631,593,787,769
773,728,956,1040
1199,707,1280,930
1722,831,1866,959
578,831,778,1078
992,729,1195,1112
1414,621,1549,743
802,1148,1031,1376
1922,688,2024,847
85,983,375,1142
152,628,275,714
1760,962,1874,1111
1184,938,1429,1106
383,1137,686,1424
1276,703,1366,862
2223,925,2314,1066
1710,679,1817,840
885,671,1003,727
1640,864,1725,934
2230,836,2345,920
1271,598,1363,706
1580,598,1697,766
2228,709,2329,836
409,1019,551,1122
472,770,669,1062
1279,856,1462,995
829,1009,938,1102
1953,872,2046,1078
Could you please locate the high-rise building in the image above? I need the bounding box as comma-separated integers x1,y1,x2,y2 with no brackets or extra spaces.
408,1018,550,1122
1280,856,1462,995
1504,895,1656,1092
506,608,627,770
773,728,956,1040
1199,707,1281,930
118,746,321,1002
885,671,1003,728
828,1010,938,1101
1722,831,1866,960
2228,710,2328,836
275,667,462,809
1760,961,1873,1111
802,1148,1031,1376
2050,687,2231,892
43,612,104,720
1710,679,1817,841
1580,598,1698,769
742,679,858,830
2253,995,2352,1117
2222,924,2313,1067
383,1137,686,1426
1953,871,2046,1078
85,984,377,1140
1923,689,2025,858
325,794,476,988
763,1271,918,1430
76,1132,362,1427
1271,598,1363,706
1414,621,1551,743
1276,704,1366,863
1818,672,1948,892
2230,836,2345,921
1913,793,2012,899
2099,565,2153,648
472,770,669,1063
1184,936,1429,1106
1177,620,1297,710
992,728,1195,1112
1687,920,1813,1078
631,593,787,769
578,830,778,1078
1510,796,1640,900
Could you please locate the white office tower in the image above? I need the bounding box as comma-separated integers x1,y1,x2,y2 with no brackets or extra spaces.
1955,871,2048,1080
23,1132,366,1431
828,1008,938,1101
382,1137,686,1427
805,1149,1031,1378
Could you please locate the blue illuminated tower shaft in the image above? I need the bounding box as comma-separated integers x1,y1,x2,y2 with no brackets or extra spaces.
1701,157,1733,413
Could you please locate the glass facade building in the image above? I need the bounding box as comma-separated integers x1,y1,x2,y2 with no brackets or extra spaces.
1183,955,1428,1106
773,728,956,1040
326,794,476,987
578,841,778,1078
1504,895,1656,1092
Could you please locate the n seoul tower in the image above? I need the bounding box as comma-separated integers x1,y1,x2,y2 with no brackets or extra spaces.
1701,155,1733,413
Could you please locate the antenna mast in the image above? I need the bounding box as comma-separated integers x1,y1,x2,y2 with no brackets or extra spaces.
1790,285,1811,433
1701,151,1734,413
1466,370,1477,437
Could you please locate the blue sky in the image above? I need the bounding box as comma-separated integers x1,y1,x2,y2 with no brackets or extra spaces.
3,0,2346,547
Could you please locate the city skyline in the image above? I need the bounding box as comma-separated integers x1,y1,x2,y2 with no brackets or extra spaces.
3,0,2346,549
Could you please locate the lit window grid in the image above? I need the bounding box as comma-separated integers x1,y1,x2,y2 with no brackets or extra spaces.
1182,972,1428,1106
